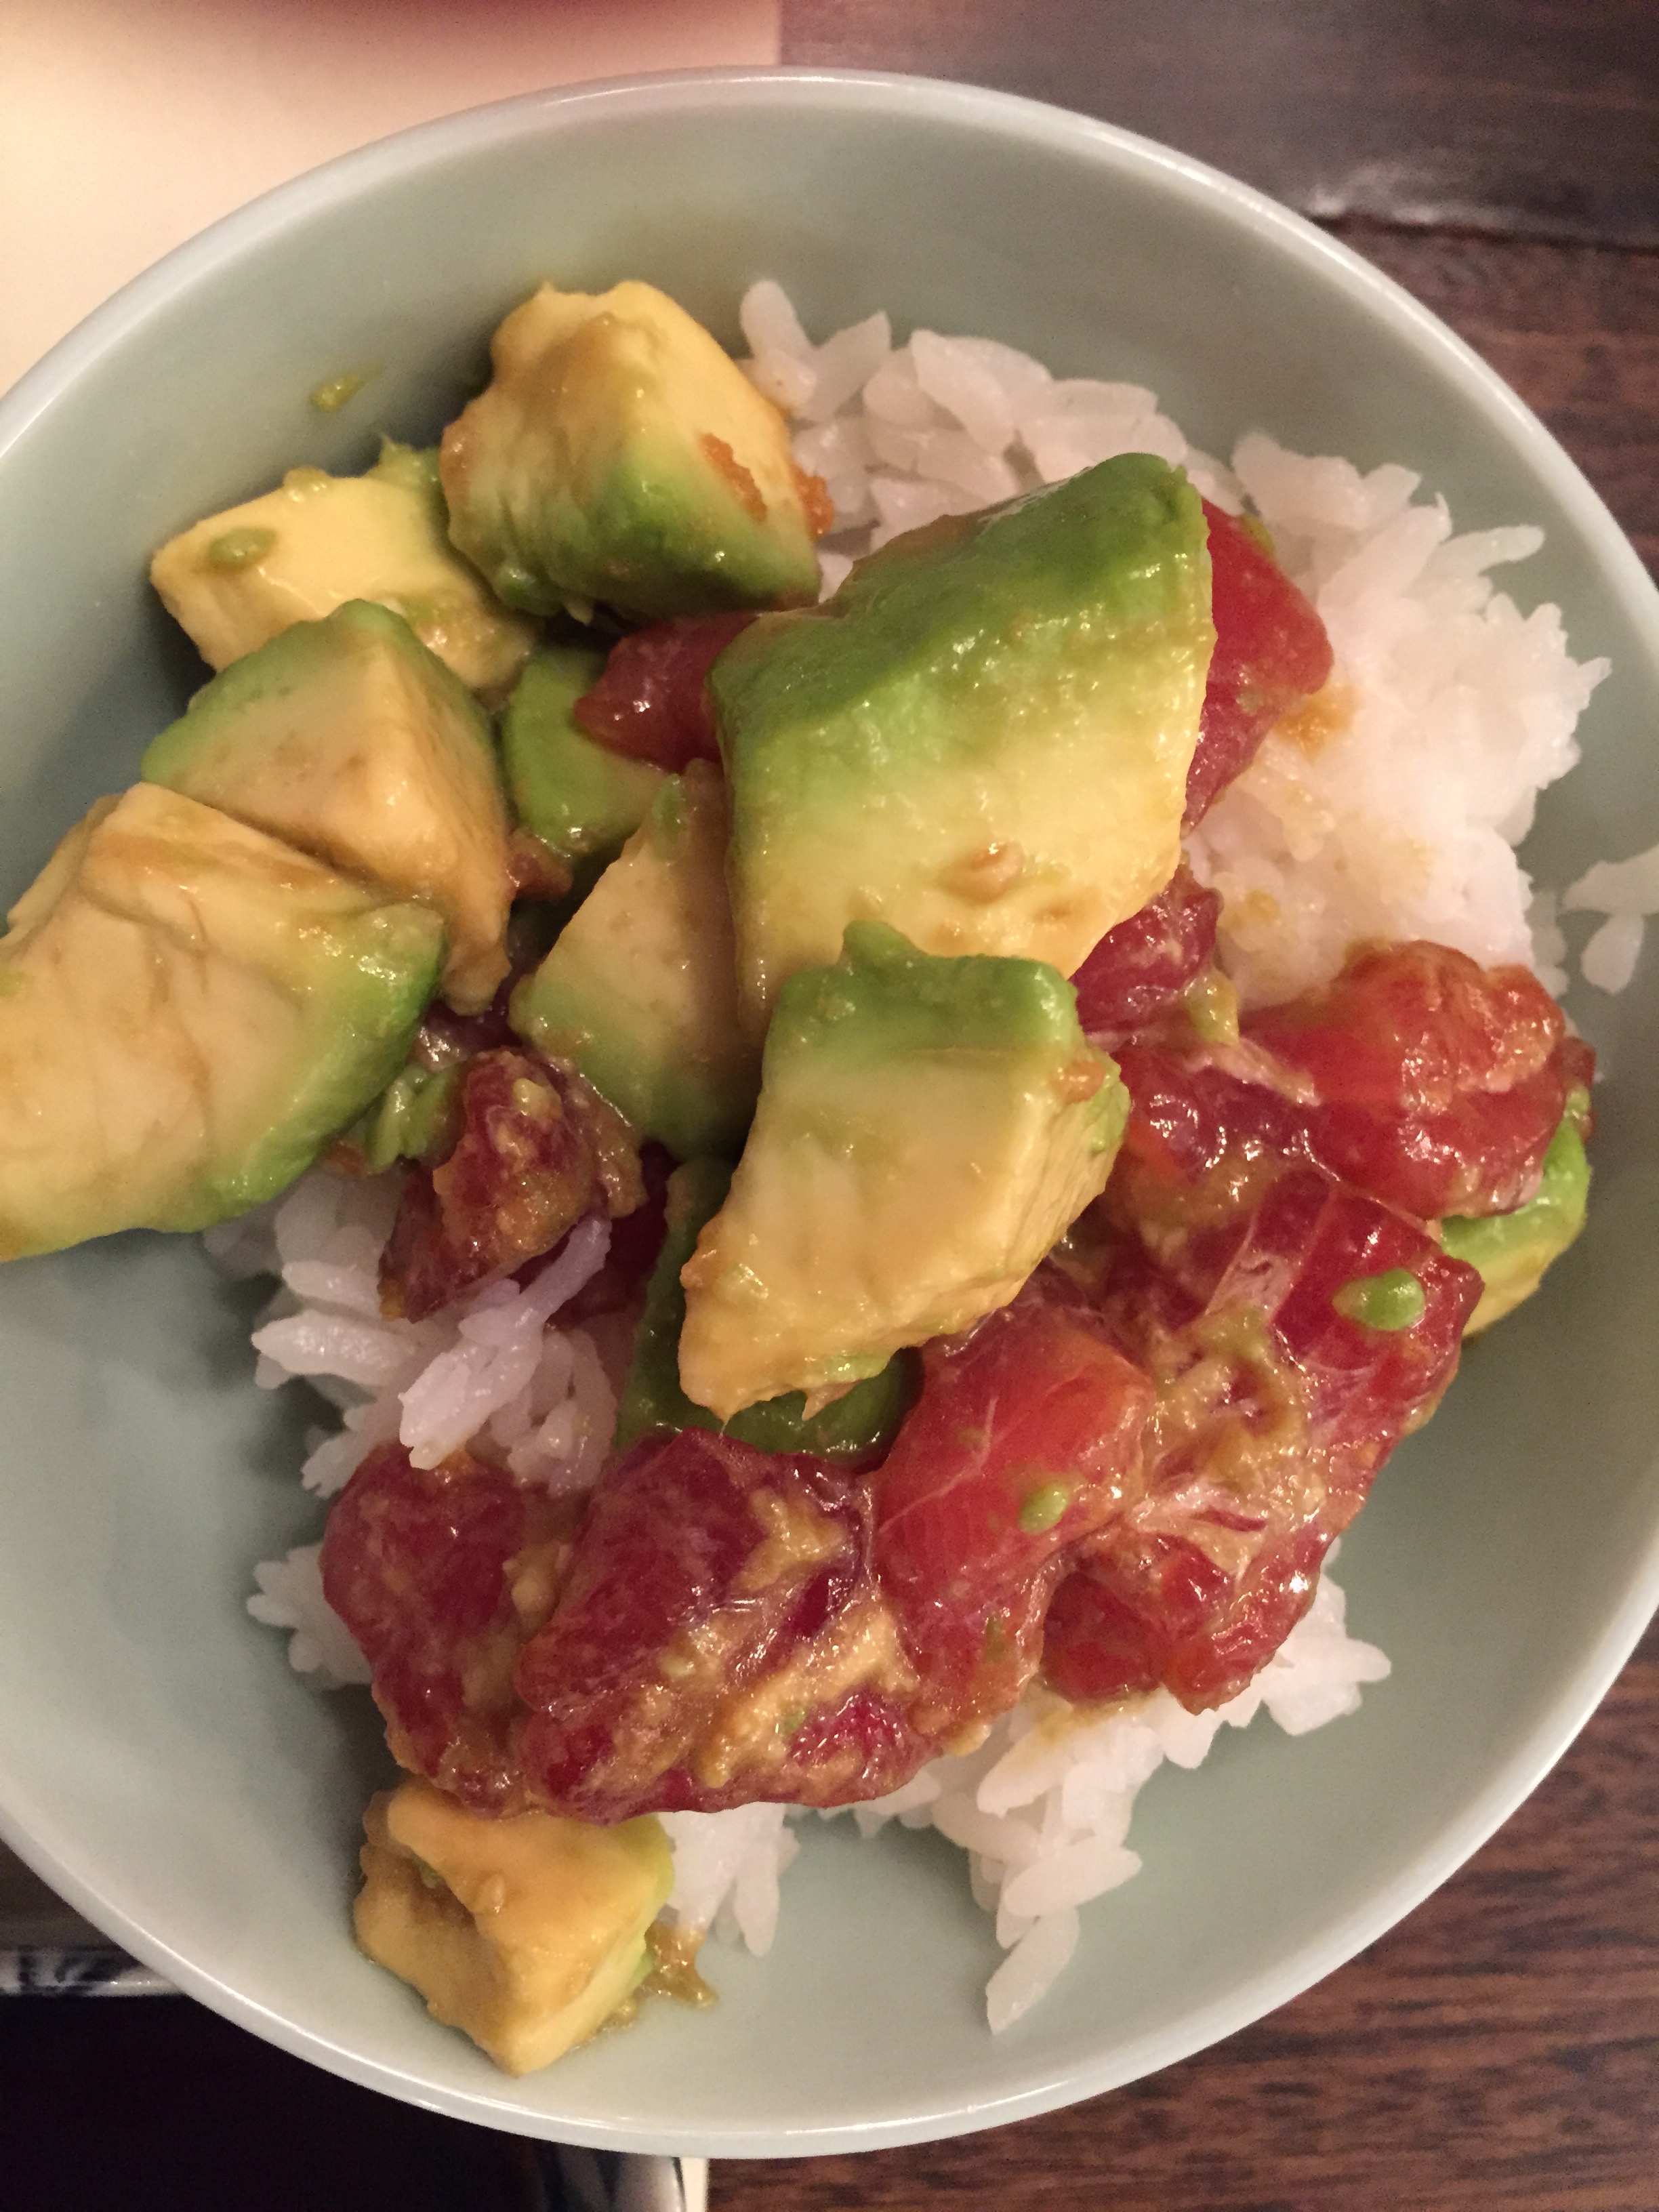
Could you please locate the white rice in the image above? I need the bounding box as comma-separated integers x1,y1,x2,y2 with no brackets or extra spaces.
226,1171,615,1494
247,1543,372,1690
836,1561,1385,2029
1563,844,1659,993
640,1555,1386,2028
238,279,1627,2036
1194,441,1607,1007
660,1804,801,1958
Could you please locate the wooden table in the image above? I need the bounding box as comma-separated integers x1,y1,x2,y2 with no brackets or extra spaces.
777,0,1658,571
720,6,1659,2203
5,7,1655,2207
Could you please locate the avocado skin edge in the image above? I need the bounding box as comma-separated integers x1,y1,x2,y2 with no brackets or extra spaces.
1441,1107,1590,1334
714,455,1208,739
615,1155,918,1459
500,642,666,875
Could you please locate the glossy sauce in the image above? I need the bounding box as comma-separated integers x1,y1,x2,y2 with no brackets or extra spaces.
323,520,1582,1807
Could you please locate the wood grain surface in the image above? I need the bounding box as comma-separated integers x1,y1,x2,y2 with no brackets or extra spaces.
781,0,1659,245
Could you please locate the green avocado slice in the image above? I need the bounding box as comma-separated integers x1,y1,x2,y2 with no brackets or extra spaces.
441,280,823,622
339,1059,465,1174
712,452,1214,1020
1441,1101,1591,1334
142,600,512,1012
149,441,536,698
356,1778,673,2078
0,785,444,1258
615,1158,917,1457
678,922,1128,1422
500,644,667,888
509,762,758,1160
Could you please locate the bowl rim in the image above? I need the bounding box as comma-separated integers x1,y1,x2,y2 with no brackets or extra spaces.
1,62,1656,2158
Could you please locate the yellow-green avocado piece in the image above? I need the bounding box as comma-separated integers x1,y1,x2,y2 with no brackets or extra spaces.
501,642,668,884
678,921,1128,1422
440,279,824,621
0,785,444,1259
142,600,513,1013
712,453,1214,1020
340,1057,465,1174
1441,1101,1590,1334
354,1778,672,2077
615,1158,917,1458
510,760,758,1160
148,442,536,698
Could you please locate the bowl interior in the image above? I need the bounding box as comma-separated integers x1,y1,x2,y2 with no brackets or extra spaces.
0,72,1656,2157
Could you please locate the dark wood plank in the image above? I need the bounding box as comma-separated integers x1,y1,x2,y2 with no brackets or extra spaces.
713,1620,1659,2212
1328,223,1659,577
781,0,1659,247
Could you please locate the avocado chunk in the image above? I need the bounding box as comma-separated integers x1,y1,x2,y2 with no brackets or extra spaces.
142,600,513,1012
441,279,823,623
712,454,1214,1019
354,1778,672,2076
678,922,1128,1422
615,1157,917,1458
0,786,443,1258
149,442,536,697
501,643,667,884
510,761,758,1159
338,1059,464,1174
1441,1104,1590,1334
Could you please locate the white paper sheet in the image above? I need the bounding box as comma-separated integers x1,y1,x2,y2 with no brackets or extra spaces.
0,0,780,394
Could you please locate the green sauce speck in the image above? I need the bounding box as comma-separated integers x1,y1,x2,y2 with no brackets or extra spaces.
205,527,276,571
1184,965,1240,1044
308,366,380,413
1332,1267,1425,1332
1017,1480,1071,1534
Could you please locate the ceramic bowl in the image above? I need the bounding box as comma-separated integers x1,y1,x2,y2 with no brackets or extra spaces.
0,68,1656,2158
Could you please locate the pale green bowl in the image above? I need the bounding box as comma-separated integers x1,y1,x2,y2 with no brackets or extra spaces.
0,70,1655,2158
